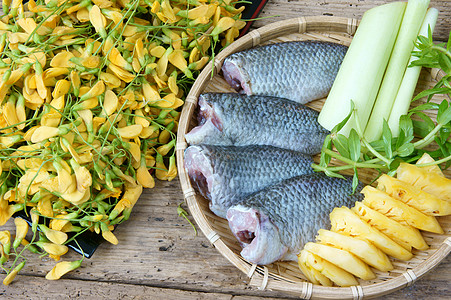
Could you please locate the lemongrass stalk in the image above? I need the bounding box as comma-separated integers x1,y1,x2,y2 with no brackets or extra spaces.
318,2,406,136
387,8,438,136
364,0,430,142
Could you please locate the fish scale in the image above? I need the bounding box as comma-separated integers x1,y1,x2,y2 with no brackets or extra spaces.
227,173,364,265
222,41,348,104
184,144,314,218
184,93,329,155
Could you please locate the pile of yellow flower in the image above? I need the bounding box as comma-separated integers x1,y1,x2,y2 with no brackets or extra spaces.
0,0,245,284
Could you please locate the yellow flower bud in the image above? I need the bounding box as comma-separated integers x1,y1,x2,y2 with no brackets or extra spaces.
3,261,25,286
101,230,118,245
39,224,68,245
37,242,69,256
0,231,11,255
45,260,82,280
13,218,28,249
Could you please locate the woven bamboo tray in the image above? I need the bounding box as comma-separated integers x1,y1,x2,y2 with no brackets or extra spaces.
176,16,451,299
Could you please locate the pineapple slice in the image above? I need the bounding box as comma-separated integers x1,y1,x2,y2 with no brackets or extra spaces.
416,153,444,176
352,201,428,250
377,174,451,216
316,229,393,272
330,207,413,261
362,186,444,234
298,249,358,287
397,162,451,202
304,242,376,280
298,250,333,286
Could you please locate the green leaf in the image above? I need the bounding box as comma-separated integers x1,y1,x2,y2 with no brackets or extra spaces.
399,115,413,139
413,111,436,130
439,126,451,144
324,169,345,179
412,87,450,101
438,99,449,115
417,35,430,46
319,135,332,167
447,31,451,51
435,136,450,158
331,100,355,134
395,130,406,150
369,139,386,152
438,107,451,125
333,134,350,159
408,102,440,112
397,143,414,157
348,129,360,162
382,120,392,159
388,157,404,171
438,52,451,74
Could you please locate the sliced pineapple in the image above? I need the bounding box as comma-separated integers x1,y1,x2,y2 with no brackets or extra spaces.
330,207,413,261
416,153,444,176
299,249,358,287
362,186,444,234
298,250,333,286
377,174,451,216
316,229,393,272
304,242,375,280
397,162,451,203
352,201,428,250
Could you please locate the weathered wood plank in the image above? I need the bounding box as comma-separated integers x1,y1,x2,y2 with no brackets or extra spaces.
1,179,450,299
253,0,451,42
0,180,295,298
0,275,284,300
1,1,451,298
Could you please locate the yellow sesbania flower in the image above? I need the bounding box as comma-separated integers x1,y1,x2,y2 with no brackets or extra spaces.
39,224,68,245
45,260,82,280
3,261,25,286
13,218,28,249
100,223,119,245
36,242,69,256
101,230,118,245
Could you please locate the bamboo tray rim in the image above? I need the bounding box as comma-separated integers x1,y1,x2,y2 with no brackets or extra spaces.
176,15,451,300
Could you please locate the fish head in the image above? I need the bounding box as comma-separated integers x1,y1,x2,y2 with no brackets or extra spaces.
184,145,214,200
222,59,252,95
227,205,288,265
184,95,225,145
184,145,227,217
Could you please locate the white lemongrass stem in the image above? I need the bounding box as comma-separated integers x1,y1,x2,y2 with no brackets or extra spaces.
387,8,439,136
318,2,406,137
364,0,430,142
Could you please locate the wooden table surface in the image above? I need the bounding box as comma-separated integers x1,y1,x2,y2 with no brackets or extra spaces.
3,1,451,299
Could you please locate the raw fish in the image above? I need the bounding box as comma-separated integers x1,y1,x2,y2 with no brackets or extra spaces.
222,41,348,104
227,173,363,265
184,144,314,218
184,93,329,155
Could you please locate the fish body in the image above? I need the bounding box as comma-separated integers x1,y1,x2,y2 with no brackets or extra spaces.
222,41,348,104
184,144,314,218
184,93,329,155
227,173,363,265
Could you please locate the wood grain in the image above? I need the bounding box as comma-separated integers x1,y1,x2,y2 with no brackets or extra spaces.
252,0,451,42
1,179,450,299
1,1,451,299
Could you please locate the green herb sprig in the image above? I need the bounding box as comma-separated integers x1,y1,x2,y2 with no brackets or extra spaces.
313,30,451,191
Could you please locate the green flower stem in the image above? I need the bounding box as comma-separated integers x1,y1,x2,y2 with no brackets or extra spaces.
431,45,451,61
321,148,387,169
412,123,443,149
361,139,392,164
416,153,451,167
